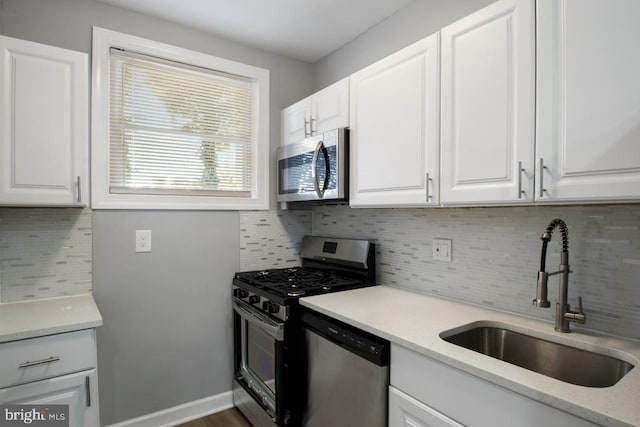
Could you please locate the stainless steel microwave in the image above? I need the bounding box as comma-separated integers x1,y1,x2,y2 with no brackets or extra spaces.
276,128,348,203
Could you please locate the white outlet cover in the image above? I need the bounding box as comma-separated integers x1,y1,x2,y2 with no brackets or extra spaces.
136,230,152,253
433,238,452,262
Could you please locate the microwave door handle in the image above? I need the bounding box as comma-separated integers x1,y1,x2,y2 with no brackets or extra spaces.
320,143,330,195
311,140,330,198
311,140,323,198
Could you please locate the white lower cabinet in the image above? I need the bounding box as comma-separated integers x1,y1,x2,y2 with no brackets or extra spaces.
390,344,598,427
389,386,463,427
0,370,98,427
0,330,99,427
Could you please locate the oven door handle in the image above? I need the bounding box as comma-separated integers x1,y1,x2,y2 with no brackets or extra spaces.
233,298,285,341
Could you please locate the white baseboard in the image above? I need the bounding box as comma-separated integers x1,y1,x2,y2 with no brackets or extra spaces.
106,390,233,427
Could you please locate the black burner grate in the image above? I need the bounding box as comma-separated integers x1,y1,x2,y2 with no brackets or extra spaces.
234,267,364,298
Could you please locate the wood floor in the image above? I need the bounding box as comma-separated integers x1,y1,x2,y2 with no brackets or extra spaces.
175,408,252,427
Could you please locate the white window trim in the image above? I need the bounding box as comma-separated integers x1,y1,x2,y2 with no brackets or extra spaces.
91,27,269,210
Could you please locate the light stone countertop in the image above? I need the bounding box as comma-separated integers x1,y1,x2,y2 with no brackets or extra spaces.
300,285,640,427
0,294,103,343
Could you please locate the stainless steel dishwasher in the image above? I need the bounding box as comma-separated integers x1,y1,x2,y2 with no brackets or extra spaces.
300,309,390,427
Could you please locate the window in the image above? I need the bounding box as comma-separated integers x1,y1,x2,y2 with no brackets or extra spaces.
92,28,269,209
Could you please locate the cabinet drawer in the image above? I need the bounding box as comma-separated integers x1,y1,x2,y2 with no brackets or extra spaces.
0,330,96,388
391,344,598,427
389,386,463,427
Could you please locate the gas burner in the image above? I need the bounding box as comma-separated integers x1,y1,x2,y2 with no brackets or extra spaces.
234,266,371,301
286,289,306,297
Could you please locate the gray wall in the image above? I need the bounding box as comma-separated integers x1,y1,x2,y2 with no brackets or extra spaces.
312,0,495,90
93,211,239,423
0,0,313,424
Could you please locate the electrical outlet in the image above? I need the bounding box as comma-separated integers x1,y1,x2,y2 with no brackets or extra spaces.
136,230,152,253
432,238,452,262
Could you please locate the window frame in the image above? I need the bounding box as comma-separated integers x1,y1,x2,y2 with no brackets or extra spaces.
91,27,270,210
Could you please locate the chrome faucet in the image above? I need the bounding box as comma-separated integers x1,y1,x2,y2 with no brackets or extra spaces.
533,219,586,333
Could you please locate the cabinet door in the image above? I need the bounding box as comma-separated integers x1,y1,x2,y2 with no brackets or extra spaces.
350,33,440,207
281,96,311,146
0,36,88,206
389,386,463,427
311,77,349,134
0,369,99,427
536,0,640,202
440,0,535,204
391,344,599,427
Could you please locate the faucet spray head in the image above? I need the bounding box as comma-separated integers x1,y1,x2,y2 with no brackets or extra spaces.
533,271,551,308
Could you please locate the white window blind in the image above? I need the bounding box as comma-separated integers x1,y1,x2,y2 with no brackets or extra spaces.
109,48,253,196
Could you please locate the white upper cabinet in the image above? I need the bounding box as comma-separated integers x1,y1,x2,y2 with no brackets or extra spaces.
311,77,349,135
281,96,311,146
440,0,535,205
349,33,440,207
0,36,88,206
281,77,349,146
536,0,640,202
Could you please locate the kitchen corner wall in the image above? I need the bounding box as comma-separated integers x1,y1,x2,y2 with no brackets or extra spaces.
239,210,312,271
0,208,92,302
313,204,640,340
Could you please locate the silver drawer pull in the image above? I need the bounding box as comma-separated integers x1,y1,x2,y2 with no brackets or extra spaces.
19,356,60,368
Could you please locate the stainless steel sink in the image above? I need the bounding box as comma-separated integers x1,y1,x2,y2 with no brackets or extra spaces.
441,324,635,388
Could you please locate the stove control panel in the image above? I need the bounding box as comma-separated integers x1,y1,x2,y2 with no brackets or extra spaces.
233,286,289,321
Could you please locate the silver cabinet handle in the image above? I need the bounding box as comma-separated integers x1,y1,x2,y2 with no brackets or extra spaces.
85,375,92,407
310,117,317,135
77,176,81,203
518,161,525,199
426,173,433,201
304,117,311,138
539,158,547,197
19,356,60,368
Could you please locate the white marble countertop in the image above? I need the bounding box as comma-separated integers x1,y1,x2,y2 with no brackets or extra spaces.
301,285,640,427
0,294,103,343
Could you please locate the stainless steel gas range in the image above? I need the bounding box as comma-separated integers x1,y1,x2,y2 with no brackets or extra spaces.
232,235,376,427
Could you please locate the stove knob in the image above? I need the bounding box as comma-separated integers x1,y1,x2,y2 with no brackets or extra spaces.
234,289,248,299
248,295,260,304
262,301,279,314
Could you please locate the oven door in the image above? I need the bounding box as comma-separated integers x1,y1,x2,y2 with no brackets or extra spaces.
276,128,346,203
233,298,284,423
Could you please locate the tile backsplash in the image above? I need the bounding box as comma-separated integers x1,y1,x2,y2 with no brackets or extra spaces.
313,204,640,340
0,208,92,302
239,209,312,271
4,203,637,341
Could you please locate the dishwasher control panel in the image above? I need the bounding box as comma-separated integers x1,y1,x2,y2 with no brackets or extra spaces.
301,309,389,366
